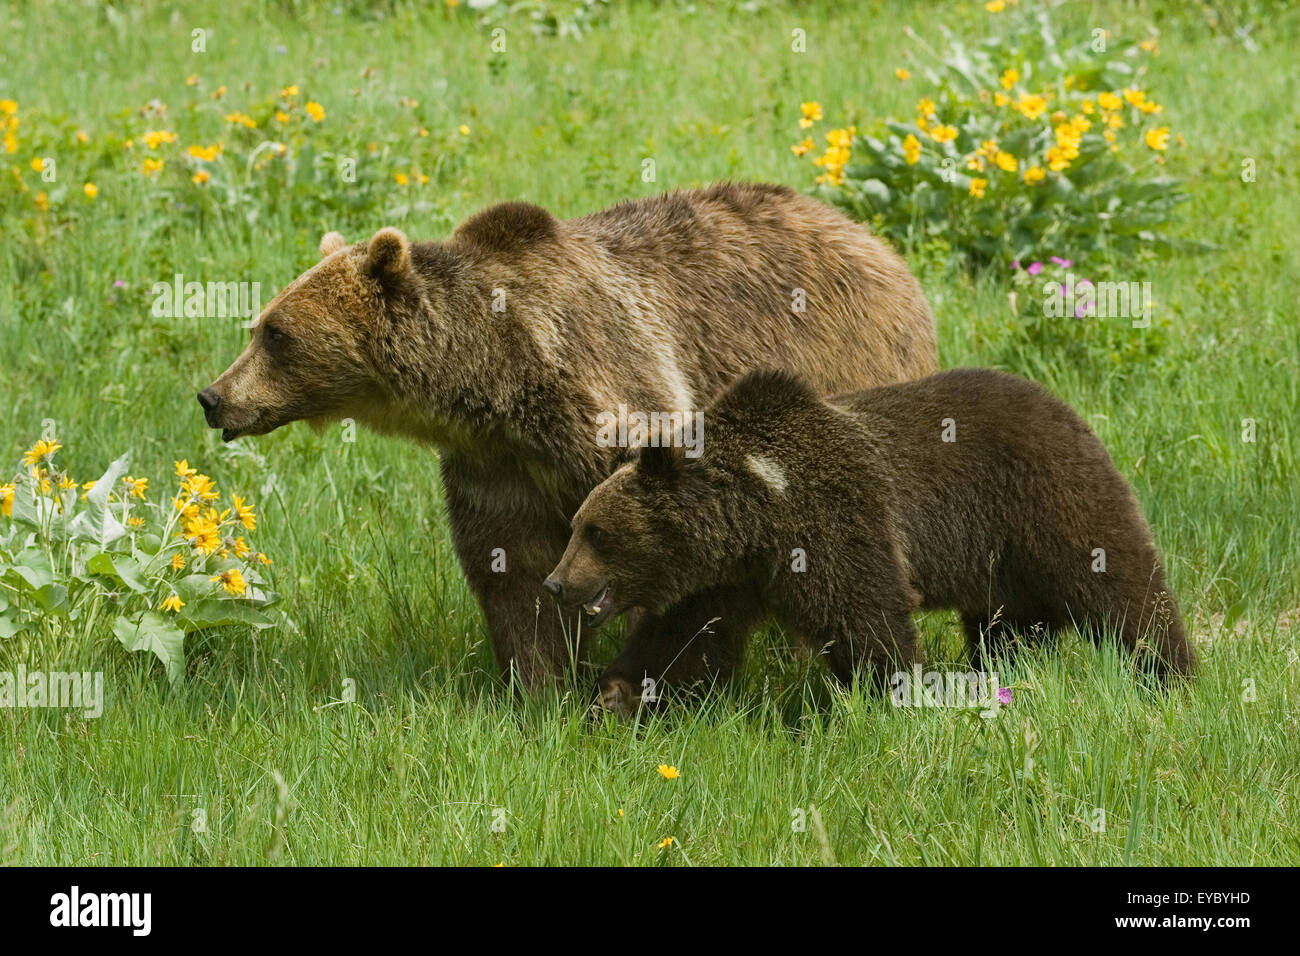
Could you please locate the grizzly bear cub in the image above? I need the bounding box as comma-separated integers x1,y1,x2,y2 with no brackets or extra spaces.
544,368,1193,715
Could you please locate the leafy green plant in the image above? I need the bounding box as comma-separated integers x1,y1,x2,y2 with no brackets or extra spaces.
1,440,287,683
793,2,1193,269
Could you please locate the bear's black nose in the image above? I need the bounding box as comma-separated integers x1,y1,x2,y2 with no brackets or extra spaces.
542,577,563,599
197,388,222,416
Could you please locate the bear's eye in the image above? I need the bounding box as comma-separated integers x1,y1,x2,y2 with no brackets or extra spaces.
586,525,608,548
263,325,288,349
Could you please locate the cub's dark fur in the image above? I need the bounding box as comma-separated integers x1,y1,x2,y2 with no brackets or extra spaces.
545,368,1193,714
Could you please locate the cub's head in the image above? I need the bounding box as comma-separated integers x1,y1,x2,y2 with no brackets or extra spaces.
198,228,414,441
544,443,737,628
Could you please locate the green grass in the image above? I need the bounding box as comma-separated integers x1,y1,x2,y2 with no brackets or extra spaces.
1,0,1298,865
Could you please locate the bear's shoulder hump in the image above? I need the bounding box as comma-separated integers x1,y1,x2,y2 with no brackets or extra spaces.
452,201,560,253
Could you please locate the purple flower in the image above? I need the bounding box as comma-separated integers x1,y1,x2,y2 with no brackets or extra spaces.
1026,261,1042,276
997,687,1013,705
1050,256,1074,268
113,279,126,288
1010,259,1021,271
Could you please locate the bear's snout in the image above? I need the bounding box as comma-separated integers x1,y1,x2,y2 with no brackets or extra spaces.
197,387,223,425
541,576,563,599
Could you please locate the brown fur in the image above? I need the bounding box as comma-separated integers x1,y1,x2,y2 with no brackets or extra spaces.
545,368,1194,715
198,183,937,688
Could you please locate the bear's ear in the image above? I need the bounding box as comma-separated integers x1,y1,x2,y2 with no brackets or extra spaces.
363,227,411,283
637,442,685,481
319,231,347,259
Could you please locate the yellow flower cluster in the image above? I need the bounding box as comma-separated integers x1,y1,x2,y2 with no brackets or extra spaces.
2,98,19,155
792,101,856,185
1046,113,1090,171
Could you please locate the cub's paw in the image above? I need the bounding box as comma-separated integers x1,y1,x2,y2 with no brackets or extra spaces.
594,673,641,718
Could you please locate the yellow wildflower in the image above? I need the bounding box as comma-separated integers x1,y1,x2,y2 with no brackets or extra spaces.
791,137,814,157
84,182,98,198
825,127,854,149
994,150,1017,172
231,494,256,530
1,483,13,517
993,92,1010,107
305,101,325,121
657,765,680,780
985,0,1006,10
192,170,210,185
903,133,921,165
1014,92,1048,120
1000,68,1019,90
23,440,61,466
657,837,675,849
160,593,185,613
171,553,186,570
894,68,910,81
141,157,164,175
122,475,148,499
0,99,16,115
969,177,987,198
929,125,958,143
1023,165,1046,185
210,568,247,596
181,473,220,502
143,129,177,149
1144,126,1169,151
280,85,299,98
1097,91,1122,111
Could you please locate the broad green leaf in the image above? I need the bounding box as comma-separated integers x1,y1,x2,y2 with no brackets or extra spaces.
69,453,130,549
86,552,150,593
114,612,186,686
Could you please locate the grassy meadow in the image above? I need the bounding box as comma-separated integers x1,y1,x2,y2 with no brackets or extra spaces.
0,0,1297,865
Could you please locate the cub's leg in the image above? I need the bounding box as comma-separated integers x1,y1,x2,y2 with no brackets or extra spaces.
816,608,921,690
441,457,588,691
595,584,762,716
962,612,1052,670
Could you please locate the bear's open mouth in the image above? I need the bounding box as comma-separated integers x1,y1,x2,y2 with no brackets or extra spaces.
582,584,616,628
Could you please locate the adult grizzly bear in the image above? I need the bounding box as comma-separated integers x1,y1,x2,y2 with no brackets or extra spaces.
544,368,1193,715
198,183,937,688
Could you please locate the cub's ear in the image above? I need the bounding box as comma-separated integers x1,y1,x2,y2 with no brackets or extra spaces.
319,231,347,259
363,227,411,282
637,442,685,481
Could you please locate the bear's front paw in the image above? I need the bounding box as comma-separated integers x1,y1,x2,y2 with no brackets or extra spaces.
595,674,641,718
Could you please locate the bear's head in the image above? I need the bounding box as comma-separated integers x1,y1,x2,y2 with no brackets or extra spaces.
198,227,414,441
544,441,743,628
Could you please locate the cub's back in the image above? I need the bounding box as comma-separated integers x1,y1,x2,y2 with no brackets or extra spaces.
834,369,1144,603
